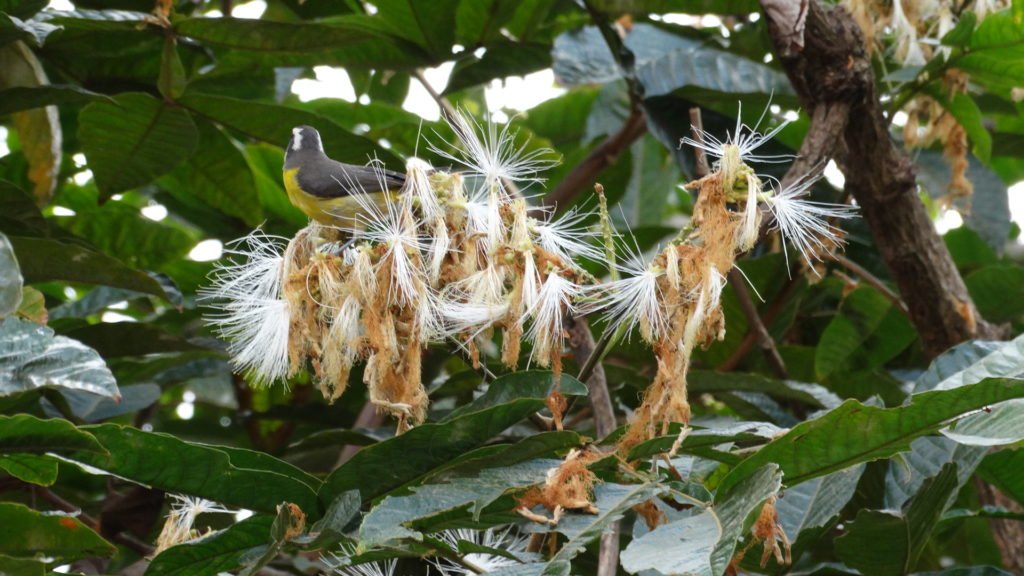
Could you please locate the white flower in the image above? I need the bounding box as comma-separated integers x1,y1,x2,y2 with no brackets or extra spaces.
529,205,604,263
523,270,581,365
200,230,291,385
764,170,858,270
736,172,763,251
579,241,668,344
680,102,793,166
405,157,443,222
433,527,529,575
155,495,231,553
431,109,558,195
329,559,396,576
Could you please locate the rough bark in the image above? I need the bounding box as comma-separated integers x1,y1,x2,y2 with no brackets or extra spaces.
759,0,1018,569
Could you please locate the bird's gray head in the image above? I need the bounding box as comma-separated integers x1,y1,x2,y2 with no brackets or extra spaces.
286,125,324,160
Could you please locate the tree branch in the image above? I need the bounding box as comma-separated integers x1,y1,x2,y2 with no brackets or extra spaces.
759,0,1015,568
727,269,789,379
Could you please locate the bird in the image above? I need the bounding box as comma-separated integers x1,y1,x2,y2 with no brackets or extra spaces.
282,125,406,228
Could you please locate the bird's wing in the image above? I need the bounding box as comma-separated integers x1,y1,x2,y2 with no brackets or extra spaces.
297,160,407,199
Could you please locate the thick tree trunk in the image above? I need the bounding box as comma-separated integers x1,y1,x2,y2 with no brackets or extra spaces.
759,0,1020,570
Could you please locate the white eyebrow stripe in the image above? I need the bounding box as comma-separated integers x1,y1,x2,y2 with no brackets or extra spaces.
292,128,303,151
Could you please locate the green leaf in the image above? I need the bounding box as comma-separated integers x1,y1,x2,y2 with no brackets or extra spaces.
776,465,864,552
360,458,558,547
0,85,112,116
835,464,959,576
67,424,319,516
628,421,784,461
445,41,551,94
815,286,917,380
538,481,665,576
0,501,115,561
925,84,992,162
158,36,187,100
941,11,977,46
454,0,521,47
0,232,22,317
710,464,784,575
0,317,120,400
323,371,586,503
965,266,1024,322
587,0,758,13
942,399,1024,445
0,180,46,236
0,554,44,576
0,414,104,454
60,203,196,270
147,515,275,576
159,119,263,226
78,92,199,199
15,286,44,324
62,322,208,358
0,453,58,485
620,509,720,575
689,370,841,409
553,23,790,97
175,16,382,51
977,448,1024,506
373,0,459,57
0,0,47,20
917,150,1010,250
0,42,61,203
954,11,1024,94
178,93,401,167
303,490,360,549
7,235,171,299
240,503,303,576
717,378,1024,495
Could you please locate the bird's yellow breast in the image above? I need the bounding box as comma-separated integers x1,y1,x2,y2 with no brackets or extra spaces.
283,167,390,228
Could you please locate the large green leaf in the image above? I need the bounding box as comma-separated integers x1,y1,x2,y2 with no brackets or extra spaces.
620,509,720,575
552,23,789,97
835,465,959,576
62,322,208,358
689,370,841,409
360,458,559,547
0,317,120,400
147,515,275,576
322,371,586,503
776,465,864,552
953,10,1024,94
964,266,1024,322
0,414,104,454
454,0,521,47
60,203,196,270
0,502,115,561
160,119,262,226
372,0,459,57
0,232,22,317
7,235,170,299
78,92,198,198
628,420,784,461
518,481,665,576
445,41,551,95
815,286,917,380
917,150,1010,251
67,424,319,516
178,93,401,167
0,453,58,485
0,85,111,116
175,17,382,51
0,41,60,203
709,465,784,575
977,448,1024,507
717,378,1024,494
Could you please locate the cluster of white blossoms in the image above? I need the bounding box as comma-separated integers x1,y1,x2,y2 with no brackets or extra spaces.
202,106,854,436
153,494,233,555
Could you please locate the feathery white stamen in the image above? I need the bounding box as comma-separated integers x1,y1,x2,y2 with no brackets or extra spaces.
680,101,793,166
405,157,443,222
428,218,450,285
200,230,291,384
530,205,604,263
433,527,529,575
523,271,580,364
431,109,557,195
765,170,858,271
580,241,668,344
737,172,763,251
156,494,231,553
521,251,541,312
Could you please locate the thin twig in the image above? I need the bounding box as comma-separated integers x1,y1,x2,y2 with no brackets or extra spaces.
831,253,909,315
689,107,711,178
413,68,458,124
30,484,154,557
727,269,789,379
568,317,617,438
718,273,802,372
